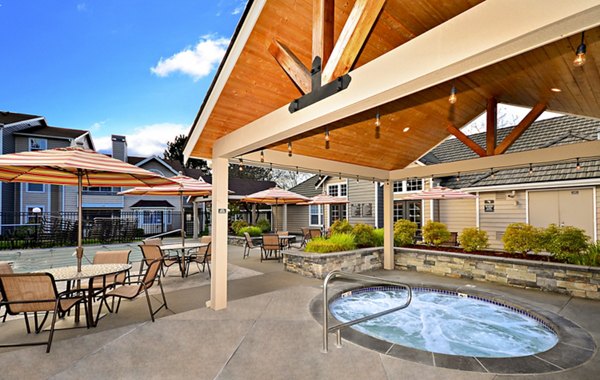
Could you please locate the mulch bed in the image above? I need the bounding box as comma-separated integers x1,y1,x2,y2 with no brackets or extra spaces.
403,244,563,263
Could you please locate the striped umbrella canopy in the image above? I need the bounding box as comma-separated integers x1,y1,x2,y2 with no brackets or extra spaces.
242,187,309,231
0,147,176,271
404,186,477,200
299,193,349,205
119,175,213,246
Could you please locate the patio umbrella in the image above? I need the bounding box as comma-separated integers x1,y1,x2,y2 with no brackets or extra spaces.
404,186,477,200
241,187,310,231
0,147,175,272
300,193,350,205
119,174,214,246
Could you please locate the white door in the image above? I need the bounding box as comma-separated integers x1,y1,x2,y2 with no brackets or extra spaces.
529,188,594,238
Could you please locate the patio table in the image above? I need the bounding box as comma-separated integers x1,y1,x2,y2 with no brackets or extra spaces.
37,263,132,328
160,242,209,277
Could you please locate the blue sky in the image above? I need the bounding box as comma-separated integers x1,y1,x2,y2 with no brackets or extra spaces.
0,0,246,156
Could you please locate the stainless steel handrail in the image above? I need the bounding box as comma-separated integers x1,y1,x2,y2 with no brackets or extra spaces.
322,270,412,353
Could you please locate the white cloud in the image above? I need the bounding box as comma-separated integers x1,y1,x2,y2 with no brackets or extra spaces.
90,120,106,131
94,123,189,157
76,3,87,12
151,35,229,81
231,1,247,15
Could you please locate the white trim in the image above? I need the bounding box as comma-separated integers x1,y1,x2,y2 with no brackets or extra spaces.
464,178,600,193
475,192,480,228
374,182,379,228
28,137,47,151
184,0,267,161
315,175,329,190
135,156,179,176
25,183,45,193
593,187,598,241
308,204,323,227
525,191,529,224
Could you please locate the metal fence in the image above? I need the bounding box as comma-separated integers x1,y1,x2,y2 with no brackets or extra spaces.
0,211,196,250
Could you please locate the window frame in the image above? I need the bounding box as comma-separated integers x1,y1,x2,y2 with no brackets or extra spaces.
308,204,323,227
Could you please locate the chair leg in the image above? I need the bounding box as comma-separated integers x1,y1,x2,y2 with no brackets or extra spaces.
143,289,155,322
46,302,60,353
23,312,31,334
158,278,168,310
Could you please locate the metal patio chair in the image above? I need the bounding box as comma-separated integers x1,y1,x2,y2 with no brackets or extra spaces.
243,232,261,259
185,236,211,277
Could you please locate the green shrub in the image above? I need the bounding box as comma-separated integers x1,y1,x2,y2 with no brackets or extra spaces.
255,218,271,233
373,228,384,247
352,223,375,248
502,223,542,254
458,227,489,252
394,219,417,246
422,221,451,246
305,233,357,253
543,224,590,260
562,241,599,266
330,219,352,235
238,226,262,237
231,220,249,235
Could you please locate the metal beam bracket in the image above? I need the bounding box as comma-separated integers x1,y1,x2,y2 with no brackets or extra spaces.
289,57,351,113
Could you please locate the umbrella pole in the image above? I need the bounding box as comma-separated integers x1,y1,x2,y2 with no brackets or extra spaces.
76,171,83,273
180,192,185,247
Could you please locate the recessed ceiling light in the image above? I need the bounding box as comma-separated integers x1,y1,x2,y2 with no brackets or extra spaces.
550,87,562,93
403,127,410,132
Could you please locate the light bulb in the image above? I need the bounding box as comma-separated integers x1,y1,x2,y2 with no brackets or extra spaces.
573,33,587,67
448,85,457,104
288,141,292,157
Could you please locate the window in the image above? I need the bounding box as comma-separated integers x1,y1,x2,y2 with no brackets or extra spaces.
26,183,44,192
393,179,423,193
393,200,422,228
29,138,47,151
327,183,347,197
143,211,162,224
329,204,347,224
309,205,323,226
393,181,403,193
406,179,423,192
83,186,119,194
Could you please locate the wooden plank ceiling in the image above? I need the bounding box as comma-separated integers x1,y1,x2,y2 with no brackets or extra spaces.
190,0,600,171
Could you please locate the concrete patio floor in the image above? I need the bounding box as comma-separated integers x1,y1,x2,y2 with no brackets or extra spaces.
0,244,598,379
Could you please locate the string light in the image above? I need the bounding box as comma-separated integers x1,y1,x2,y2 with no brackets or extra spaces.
288,141,292,157
457,172,461,182
372,177,376,184
490,168,495,178
269,163,273,172
356,175,360,182
318,170,322,181
375,109,381,128
573,32,587,67
260,150,264,163
238,158,244,172
338,172,342,180
448,83,457,104
576,158,581,170
296,166,299,175
325,127,330,149
528,163,533,175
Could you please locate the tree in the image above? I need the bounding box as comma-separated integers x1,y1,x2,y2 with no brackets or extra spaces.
163,134,207,170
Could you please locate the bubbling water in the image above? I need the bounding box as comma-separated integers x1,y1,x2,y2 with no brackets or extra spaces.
329,288,558,358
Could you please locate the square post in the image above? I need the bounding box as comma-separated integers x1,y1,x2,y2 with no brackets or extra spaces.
209,157,229,310
383,181,394,270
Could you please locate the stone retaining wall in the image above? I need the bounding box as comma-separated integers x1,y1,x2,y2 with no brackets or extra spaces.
283,248,383,279
395,247,600,300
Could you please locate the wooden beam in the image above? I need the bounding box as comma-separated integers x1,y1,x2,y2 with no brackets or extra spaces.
268,39,312,94
321,0,386,84
494,103,547,155
446,123,487,157
486,98,497,155
312,0,335,68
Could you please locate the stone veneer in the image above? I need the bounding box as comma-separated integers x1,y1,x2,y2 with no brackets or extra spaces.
283,248,383,279
395,247,600,300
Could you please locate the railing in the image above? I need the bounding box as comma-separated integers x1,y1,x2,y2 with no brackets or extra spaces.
322,270,412,353
0,211,196,250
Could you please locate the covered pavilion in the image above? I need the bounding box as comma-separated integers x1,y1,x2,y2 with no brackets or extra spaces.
184,0,600,310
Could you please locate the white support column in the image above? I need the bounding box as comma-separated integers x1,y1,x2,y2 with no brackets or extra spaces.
383,181,394,270
209,157,229,310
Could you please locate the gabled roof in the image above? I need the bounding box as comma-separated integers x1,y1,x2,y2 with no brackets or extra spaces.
427,115,600,188
289,175,326,198
200,175,275,197
0,111,43,126
133,156,179,176
14,125,89,140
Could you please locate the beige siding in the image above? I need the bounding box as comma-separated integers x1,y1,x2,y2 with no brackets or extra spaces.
82,194,123,208
20,183,49,215
138,160,174,176
596,186,600,242
479,190,527,249
285,204,310,234
347,180,376,226
438,198,477,234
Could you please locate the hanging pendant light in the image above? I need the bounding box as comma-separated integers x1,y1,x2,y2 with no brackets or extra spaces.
528,163,533,175
448,83,457,104
260,150,264,163
576,157,581,170
288,141,292,157
573,32,587,67
375,109,381,128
